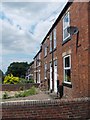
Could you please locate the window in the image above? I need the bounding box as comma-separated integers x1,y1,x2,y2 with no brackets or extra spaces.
63,12,70,41
53,28,56,49
50,32,52,52
44,63,47,79
44,46,47,57
38,53,41,66
63,55,71,84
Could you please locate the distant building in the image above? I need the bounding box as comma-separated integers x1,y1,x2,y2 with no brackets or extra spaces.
33,49,42,83
25,61,34,80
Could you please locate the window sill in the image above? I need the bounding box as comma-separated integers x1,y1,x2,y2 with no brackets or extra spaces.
62,82,72,88
53,47,57,52
49,48,57,54
62,36,71,45
44,55,47,58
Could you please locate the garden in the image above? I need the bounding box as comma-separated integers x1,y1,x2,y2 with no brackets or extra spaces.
2,86,38,100
1,74,39,101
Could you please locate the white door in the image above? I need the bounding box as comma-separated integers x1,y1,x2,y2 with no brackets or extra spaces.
54,60,57,93
38,73,40,83
50,62,52,90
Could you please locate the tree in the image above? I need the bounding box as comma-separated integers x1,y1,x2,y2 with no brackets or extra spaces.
6,62,29,78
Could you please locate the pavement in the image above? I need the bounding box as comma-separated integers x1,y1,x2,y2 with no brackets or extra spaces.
1,89,54,102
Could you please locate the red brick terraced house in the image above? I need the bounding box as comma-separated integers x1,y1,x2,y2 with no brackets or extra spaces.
33,49,42,84
25,61,34,80
33,1,90,99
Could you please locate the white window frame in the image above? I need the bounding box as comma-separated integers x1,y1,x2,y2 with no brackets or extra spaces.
63,12,70,41
44,46,47,57
53,28,56,49
38,53,41,66
50,32,52,52
63,55,71,84
44,63,47,79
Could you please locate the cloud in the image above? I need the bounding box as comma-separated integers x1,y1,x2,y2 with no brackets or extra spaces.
2,0,89,2
2,0,67,2
1,2,66,72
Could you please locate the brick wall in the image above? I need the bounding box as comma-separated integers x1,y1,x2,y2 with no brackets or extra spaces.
1,97,90,120
0,83,40,91
88,2,90,98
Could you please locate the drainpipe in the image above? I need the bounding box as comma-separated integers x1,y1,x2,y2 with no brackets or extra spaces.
52,31,54,91
36,58,37,83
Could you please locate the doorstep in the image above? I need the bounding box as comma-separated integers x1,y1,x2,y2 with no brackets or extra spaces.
45,91,60,99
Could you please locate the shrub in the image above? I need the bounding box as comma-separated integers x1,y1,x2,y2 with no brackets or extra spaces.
28,79,34,83
4,74,19,84
19,78,34,84
14,92,24,98
2,92,9,99
14,86,37,98
19,86,24,91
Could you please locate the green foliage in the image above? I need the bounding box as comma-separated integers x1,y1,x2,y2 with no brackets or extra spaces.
6,62,29,78
2,92,9,99
28,79,34,83
14,92,25,98
4,74,20,84
14,86,37,98
19,78,34,84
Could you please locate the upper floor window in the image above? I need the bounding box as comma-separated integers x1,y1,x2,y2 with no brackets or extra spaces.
63,55,71,84
34,59,36,68
44,46,47,57
53,28,56,49
63,12,70,41
38,53,41,66
44,63,47,79
50,32,52,52
39,53,41,59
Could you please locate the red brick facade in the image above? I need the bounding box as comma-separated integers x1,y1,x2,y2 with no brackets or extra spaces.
33,1,90,99
88,2,90,98
34,49,42,83
25,61,34,80
56,2,90,98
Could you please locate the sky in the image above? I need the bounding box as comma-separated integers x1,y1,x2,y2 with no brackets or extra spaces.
0,1,68,73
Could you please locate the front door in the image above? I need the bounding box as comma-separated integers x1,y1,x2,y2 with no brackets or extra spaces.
54,60,57,93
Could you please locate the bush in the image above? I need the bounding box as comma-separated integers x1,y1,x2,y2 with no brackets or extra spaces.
28,79,34,83
4,74,20,84
2,92,9,99
14,92,25,98
14,86,37,98
19,78,34,84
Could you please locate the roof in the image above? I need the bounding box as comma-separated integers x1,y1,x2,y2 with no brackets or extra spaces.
33,47,42,59
29,61,34,66
41,1,73,45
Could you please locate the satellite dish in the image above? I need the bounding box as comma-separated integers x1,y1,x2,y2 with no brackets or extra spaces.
67,26,79,35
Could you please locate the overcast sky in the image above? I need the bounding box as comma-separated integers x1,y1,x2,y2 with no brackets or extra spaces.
0,1,67,73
